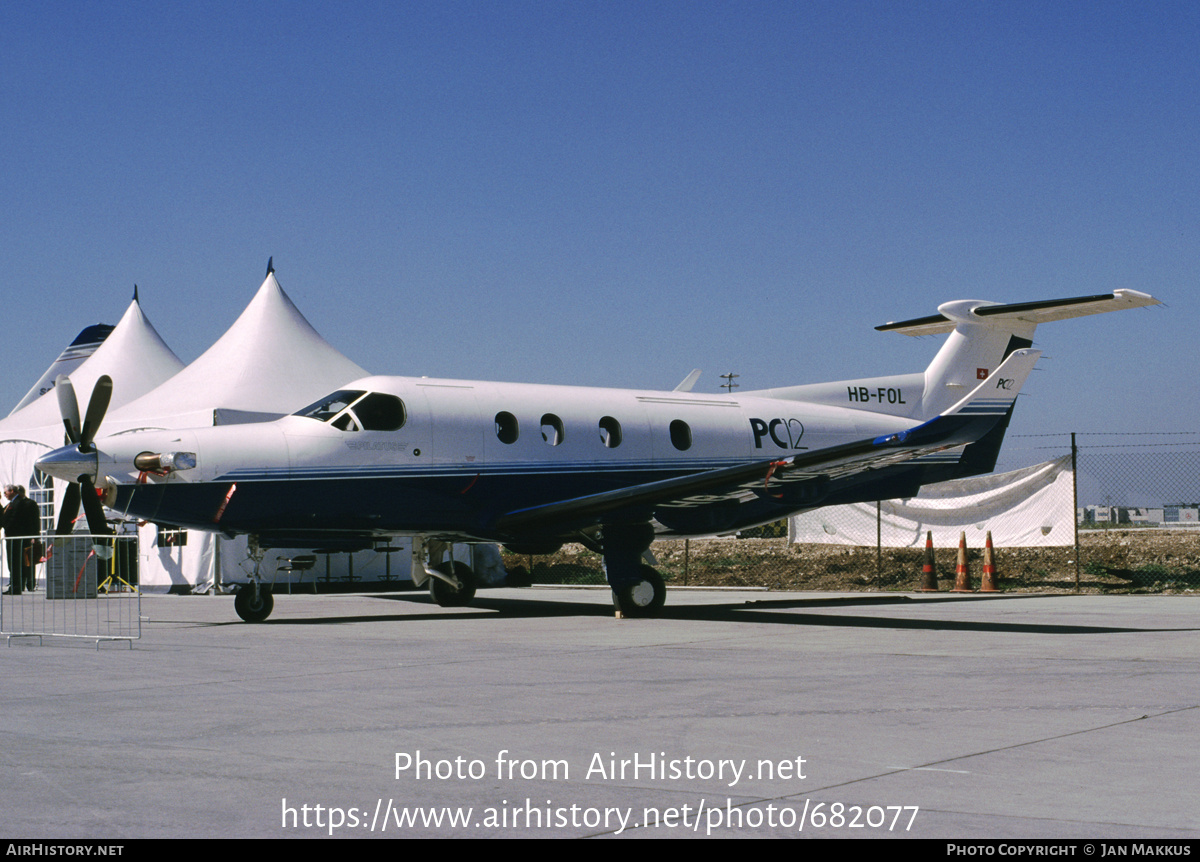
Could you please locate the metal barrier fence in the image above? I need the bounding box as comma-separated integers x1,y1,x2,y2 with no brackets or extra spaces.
504,434,1200,594
1,533,141,646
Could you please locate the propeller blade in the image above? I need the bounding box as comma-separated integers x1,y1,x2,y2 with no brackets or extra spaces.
56,483,81,535
56,375,81,444
80,375,112,448
79,476,112,537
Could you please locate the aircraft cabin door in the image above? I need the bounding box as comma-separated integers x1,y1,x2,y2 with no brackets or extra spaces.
413,382,484,467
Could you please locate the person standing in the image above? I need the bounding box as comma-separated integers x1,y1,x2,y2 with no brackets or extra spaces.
3,484,41,593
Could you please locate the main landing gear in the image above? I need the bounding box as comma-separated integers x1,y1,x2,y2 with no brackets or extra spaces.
601,523,667,618
611,564,666,617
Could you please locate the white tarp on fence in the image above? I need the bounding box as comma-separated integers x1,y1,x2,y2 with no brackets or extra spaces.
789,455,1074,548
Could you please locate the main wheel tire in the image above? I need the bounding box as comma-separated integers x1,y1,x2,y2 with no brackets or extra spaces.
612,565,666,617
234,586,274,622
429,561,477,607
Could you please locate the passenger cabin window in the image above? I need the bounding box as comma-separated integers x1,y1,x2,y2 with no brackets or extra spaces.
541,413,564,446
670,419,692,451
599,416,622,448
495,411,519,444
295,390,406,432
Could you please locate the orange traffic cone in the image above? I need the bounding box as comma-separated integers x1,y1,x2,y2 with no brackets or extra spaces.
981,531,998,592
952,531,973,592
920,530,938,591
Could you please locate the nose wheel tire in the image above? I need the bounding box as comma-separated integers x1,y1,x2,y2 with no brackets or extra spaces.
612,565,665,618
429,561,477,607
234,586,274,622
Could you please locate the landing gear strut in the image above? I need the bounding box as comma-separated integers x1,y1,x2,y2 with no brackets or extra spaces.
428,560,477,607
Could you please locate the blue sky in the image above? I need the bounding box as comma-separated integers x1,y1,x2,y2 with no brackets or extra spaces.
2,1,1196,462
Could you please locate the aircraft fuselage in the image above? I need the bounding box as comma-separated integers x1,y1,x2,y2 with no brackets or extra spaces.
99,374,923,549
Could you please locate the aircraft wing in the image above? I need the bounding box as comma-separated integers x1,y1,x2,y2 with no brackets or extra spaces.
494,348,1040,537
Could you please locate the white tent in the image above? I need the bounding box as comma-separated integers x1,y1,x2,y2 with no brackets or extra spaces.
0,295,185,434
4,270,502,596
100,269,388,593
122,269,507,594
0,294,185,531
105,269,368,433
789,456,1075,548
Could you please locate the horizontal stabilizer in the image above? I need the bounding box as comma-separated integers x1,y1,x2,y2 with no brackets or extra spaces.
876,289,1160,336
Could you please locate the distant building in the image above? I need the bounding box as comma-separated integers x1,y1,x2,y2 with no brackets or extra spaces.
1079,505,1196,526
1163,506,1199,524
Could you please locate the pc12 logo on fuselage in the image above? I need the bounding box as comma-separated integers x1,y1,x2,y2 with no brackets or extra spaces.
750,417,806,450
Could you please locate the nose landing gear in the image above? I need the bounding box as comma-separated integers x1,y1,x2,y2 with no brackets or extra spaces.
234,582,274,622
413,537,478,608
234,535,275,622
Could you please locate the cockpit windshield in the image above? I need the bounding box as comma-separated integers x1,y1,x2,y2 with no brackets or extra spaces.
294,390,407,432
295,390,365,422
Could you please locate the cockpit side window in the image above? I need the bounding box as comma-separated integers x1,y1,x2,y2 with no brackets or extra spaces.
352,393,407,431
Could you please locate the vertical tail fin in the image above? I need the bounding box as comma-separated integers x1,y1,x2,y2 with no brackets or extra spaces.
7,323,116,416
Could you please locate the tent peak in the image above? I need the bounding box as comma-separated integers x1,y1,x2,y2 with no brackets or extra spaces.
132,284,138,302
266,257,274,277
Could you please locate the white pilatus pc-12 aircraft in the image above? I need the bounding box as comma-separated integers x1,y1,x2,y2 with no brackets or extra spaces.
37,289,1158,621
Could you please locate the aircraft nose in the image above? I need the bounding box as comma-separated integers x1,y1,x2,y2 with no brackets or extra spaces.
36,445,99,483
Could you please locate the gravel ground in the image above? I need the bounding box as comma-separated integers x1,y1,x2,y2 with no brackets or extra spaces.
502,529,1200,594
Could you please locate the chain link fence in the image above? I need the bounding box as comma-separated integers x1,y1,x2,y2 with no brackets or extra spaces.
504,433,1200,594
1061,433,1200,592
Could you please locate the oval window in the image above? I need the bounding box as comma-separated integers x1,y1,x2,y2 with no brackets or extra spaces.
495,411,519,444
599,416,622,448
669,419,692,451
541,413,564,446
